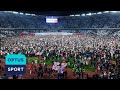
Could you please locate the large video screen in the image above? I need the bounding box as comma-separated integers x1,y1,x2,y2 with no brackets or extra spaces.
46,16,58,23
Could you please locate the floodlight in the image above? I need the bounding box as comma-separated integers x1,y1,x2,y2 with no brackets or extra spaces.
97,12,102,14
86,13,92,16
81,14,85,16
75,14,80,16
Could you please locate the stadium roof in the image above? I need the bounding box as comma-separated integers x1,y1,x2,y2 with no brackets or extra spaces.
19,11,103,16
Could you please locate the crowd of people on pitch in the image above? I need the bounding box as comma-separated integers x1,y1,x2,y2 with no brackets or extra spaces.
0,34,120,79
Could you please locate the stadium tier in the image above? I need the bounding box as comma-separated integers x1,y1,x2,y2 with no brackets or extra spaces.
0,11,120,79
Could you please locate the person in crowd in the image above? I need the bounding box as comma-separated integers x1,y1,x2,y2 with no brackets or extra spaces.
0,58,1,63
12,75,17,79
3,74,8,79
34,64,38,74
48,68,52,78
29,63,33,75
44,63,48,73
57,63,64,79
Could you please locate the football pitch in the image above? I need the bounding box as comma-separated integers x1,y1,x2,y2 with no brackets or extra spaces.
27,56,96,72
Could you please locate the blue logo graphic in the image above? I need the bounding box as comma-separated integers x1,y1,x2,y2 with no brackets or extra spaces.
6,65,26,75
5,54,26,65
5,54,26,75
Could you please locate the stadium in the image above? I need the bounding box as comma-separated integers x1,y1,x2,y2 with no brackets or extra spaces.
0,11,120,79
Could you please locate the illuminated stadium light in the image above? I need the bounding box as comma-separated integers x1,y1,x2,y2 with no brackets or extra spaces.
19,12,24,15
25,13,31,15
12,11,19,14
103,11,110,13
70,15,74,16
110,11,119,13
4,11,8,12
86,13,92,16
75,14,80,16
31,14,36,16
91,13,97,15
97,12,102,14
81,14,85,16
7,11,13,13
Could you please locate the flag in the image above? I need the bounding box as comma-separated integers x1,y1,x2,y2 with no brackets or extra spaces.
52,62,60,70
52,62,67,71
35,52,42,55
